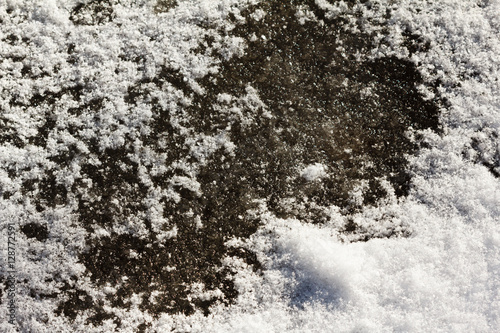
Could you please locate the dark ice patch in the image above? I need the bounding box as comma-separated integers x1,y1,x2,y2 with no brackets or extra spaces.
187,0,441,222
154,0,178,13
70,0,115,26
21,223,49,241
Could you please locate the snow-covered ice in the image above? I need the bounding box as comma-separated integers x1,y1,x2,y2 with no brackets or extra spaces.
0,0,499,332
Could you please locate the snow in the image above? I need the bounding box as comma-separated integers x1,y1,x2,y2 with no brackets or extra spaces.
0,0,499,332
300,163,327,182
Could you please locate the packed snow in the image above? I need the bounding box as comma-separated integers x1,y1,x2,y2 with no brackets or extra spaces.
0,0,499,332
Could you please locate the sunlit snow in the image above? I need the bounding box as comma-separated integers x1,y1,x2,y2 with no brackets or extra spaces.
0,0,499,332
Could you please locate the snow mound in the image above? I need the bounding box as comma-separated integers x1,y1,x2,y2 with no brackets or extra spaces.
300,163,327,182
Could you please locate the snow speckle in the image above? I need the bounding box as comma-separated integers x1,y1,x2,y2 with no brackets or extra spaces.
300,163,327,182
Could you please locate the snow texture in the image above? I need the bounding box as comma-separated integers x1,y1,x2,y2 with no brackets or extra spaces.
300,163,327,182
0,0,499,332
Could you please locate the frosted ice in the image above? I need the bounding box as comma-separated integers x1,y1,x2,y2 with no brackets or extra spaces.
0,0,499,332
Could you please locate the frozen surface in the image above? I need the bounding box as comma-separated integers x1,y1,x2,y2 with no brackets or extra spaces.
0,0,499,332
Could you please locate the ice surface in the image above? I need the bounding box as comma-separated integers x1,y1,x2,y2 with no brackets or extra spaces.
0,0,499,332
